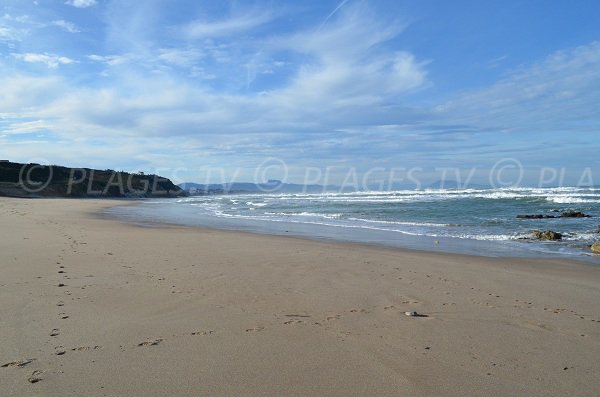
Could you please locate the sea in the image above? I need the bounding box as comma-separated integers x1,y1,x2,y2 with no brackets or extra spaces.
105,187,600,262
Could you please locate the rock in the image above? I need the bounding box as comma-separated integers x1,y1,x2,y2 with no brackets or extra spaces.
517,214,556,219
531,230,562,241
596,225,600,234
560,211,590,218
517,211,590,219
404,311,428,317
592,242,600,254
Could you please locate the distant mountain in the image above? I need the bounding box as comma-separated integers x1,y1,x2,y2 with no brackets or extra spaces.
179,179,342,195
178,178,496,195
0,161,185,198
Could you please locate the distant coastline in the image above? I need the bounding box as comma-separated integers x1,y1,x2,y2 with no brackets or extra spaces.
0,161,184,198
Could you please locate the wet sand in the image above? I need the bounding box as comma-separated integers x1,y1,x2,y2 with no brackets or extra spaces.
0,197,599,396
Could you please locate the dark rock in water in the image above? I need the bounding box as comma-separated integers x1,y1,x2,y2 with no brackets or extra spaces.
518,211,590,219
560,211,590,218
531,230,562,241
517,214,556,219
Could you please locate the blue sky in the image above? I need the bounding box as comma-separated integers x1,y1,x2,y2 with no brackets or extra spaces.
0,0,599,185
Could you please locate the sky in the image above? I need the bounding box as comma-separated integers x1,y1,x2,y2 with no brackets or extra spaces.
0,0,599,186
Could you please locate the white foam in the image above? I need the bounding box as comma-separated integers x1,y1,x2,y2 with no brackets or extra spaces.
346,217,450,227
245,201,268,207
546,196,600,204
265,212,343,220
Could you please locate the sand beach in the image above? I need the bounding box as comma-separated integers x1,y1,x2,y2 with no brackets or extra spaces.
1,197,599,396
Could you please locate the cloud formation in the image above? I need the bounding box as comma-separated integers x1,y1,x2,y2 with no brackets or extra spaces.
0,0,598,183
183,10,273,39
65,0,97,8
51,19,80,33
438,42,600,134
12,52,75,68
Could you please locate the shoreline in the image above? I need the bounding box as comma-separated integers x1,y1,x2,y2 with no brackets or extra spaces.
1,197,599,396
109,212,594,270
104,199,600,265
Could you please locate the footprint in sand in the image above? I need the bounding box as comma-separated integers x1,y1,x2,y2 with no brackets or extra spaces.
284,320,304,325
49,328,60,337
137,339,163,347
58,313,69,319
28,370,43,384
326,315,341,321
2,359,35,368
191,330,214,336
56,301,64,307
55,346,66,356
245,326,265,332
71,346,102,351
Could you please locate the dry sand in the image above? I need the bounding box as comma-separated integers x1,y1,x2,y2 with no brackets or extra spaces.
0,197,599,396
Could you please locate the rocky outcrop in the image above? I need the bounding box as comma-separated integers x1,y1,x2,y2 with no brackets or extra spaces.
560,211,590,218
517,214,555,219
531,230,563,241
517,211,590,219
591,242,600,253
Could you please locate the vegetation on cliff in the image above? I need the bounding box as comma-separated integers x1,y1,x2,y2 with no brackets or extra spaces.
0,161,184,198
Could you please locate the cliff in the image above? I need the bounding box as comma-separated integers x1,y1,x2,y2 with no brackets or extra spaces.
0,161,185,198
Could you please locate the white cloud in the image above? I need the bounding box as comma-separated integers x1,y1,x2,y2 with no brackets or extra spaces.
157,48,203,67
51,19,80,33
88,49,203,70
0,75,62,112
0,15,30,42
1,120,51,135
13,52,76,68
279,7,403,62
260,4,426,116
88,53,134,66
184,11,272,39
1,14,34,24
438,41,600,133
3,2,597,177
65,0,97,8
2,4,428,149
0,26,17,40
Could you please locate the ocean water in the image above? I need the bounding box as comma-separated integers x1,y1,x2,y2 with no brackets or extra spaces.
106,187,600,262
